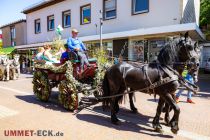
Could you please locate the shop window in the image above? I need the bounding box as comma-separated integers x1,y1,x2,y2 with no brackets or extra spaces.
130,40,144,62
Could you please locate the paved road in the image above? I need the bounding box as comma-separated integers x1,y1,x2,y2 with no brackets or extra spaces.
0,74,210,140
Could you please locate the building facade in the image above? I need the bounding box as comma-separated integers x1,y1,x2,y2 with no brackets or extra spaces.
16,0,204,62
0,34,2,48
0,20,27,48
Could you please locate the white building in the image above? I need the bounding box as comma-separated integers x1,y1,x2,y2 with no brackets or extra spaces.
16,0,204,62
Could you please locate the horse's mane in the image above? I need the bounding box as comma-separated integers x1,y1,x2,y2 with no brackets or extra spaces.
157,38,181,65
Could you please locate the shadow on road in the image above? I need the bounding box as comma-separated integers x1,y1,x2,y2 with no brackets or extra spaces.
76,106,173,138
15,91,69,113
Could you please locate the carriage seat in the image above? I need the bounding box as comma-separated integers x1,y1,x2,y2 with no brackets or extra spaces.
68,51,97,63
72,58,97,63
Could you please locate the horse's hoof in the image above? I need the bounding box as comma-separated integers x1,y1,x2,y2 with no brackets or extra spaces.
153,125,164,134
111,118,120,125
171,128,178,134
111,120,120,125
131,108,138,114
155,127,164,134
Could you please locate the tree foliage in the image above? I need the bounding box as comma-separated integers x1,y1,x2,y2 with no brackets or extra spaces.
200,0,210,26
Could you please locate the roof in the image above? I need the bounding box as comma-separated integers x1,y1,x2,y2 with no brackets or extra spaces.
22,0,65,14
15,23,205,50
0,19,26,29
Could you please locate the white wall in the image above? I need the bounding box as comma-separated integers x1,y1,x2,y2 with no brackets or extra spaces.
26,0,183,44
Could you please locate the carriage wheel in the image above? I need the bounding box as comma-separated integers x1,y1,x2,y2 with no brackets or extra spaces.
58,80,78,111
33,70,51,102
0,69,3,81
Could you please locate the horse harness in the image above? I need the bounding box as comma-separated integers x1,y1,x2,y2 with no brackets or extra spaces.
121,63,178,96
143,64,176,94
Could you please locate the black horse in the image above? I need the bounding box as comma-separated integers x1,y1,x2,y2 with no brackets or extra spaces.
102,34,199,134
162,48,201,126
127,43,201,126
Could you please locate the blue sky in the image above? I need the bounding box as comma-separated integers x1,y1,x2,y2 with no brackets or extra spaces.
0,0,41,27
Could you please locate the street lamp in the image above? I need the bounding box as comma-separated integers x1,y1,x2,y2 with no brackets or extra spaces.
99,10,103,49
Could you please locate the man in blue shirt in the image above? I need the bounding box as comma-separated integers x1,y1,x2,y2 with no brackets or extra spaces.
67,29,90,71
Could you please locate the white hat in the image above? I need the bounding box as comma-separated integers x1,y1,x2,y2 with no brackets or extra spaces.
72,28,79,33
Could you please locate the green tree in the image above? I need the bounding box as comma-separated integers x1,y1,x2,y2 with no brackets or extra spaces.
200,0,210,26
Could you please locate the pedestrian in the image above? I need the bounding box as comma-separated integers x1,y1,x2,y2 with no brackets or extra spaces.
22,57,26,73
176,66,195,104
26,58,31,73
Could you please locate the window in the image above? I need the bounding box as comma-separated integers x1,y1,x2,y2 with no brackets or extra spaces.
47,15,55,31
104,0,116,20
35,19,41,34
81,4,91,25
62,10,71,28
10,27,16,39
132,0,149,15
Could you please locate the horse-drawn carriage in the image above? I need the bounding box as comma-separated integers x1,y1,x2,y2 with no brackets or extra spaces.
33,54,101,110
32,33,201,134
0,55,20,81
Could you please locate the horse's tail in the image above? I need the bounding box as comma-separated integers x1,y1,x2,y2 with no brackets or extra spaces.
102,72,110,110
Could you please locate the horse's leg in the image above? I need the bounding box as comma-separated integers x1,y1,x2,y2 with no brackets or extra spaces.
164,93,180,134
152,97,165,133
17,66,20,78
129,91,138,113
114,97,120,113
2,69,5,81
163,93,176,126
6,66,9,81
110,97,120,125
164,103,170,126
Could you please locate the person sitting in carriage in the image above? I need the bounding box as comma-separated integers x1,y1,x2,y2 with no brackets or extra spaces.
60,44,71,64
42,44,60,64
67,29,91,72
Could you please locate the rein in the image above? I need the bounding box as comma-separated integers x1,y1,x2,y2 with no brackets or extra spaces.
89,63,198,100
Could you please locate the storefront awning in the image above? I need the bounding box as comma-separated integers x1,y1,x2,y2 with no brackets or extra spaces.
15,23,205,50
0,46,15,55
79,23,205,42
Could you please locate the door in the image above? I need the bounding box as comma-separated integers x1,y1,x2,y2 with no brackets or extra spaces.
113,39,128,60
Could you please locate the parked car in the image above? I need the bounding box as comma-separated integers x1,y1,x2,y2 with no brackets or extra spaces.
204,57,210,73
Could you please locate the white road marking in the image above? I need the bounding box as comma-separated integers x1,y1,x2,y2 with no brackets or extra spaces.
0,86,33,95
0,105,18,119
161,125,210,140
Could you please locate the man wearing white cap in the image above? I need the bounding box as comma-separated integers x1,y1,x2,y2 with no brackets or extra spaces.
67,29,90,72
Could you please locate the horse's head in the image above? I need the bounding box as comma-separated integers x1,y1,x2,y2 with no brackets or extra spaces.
187,48,201,83
177,32,201,82
14,55,20,64
177,32,199,62
1,55,8,65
